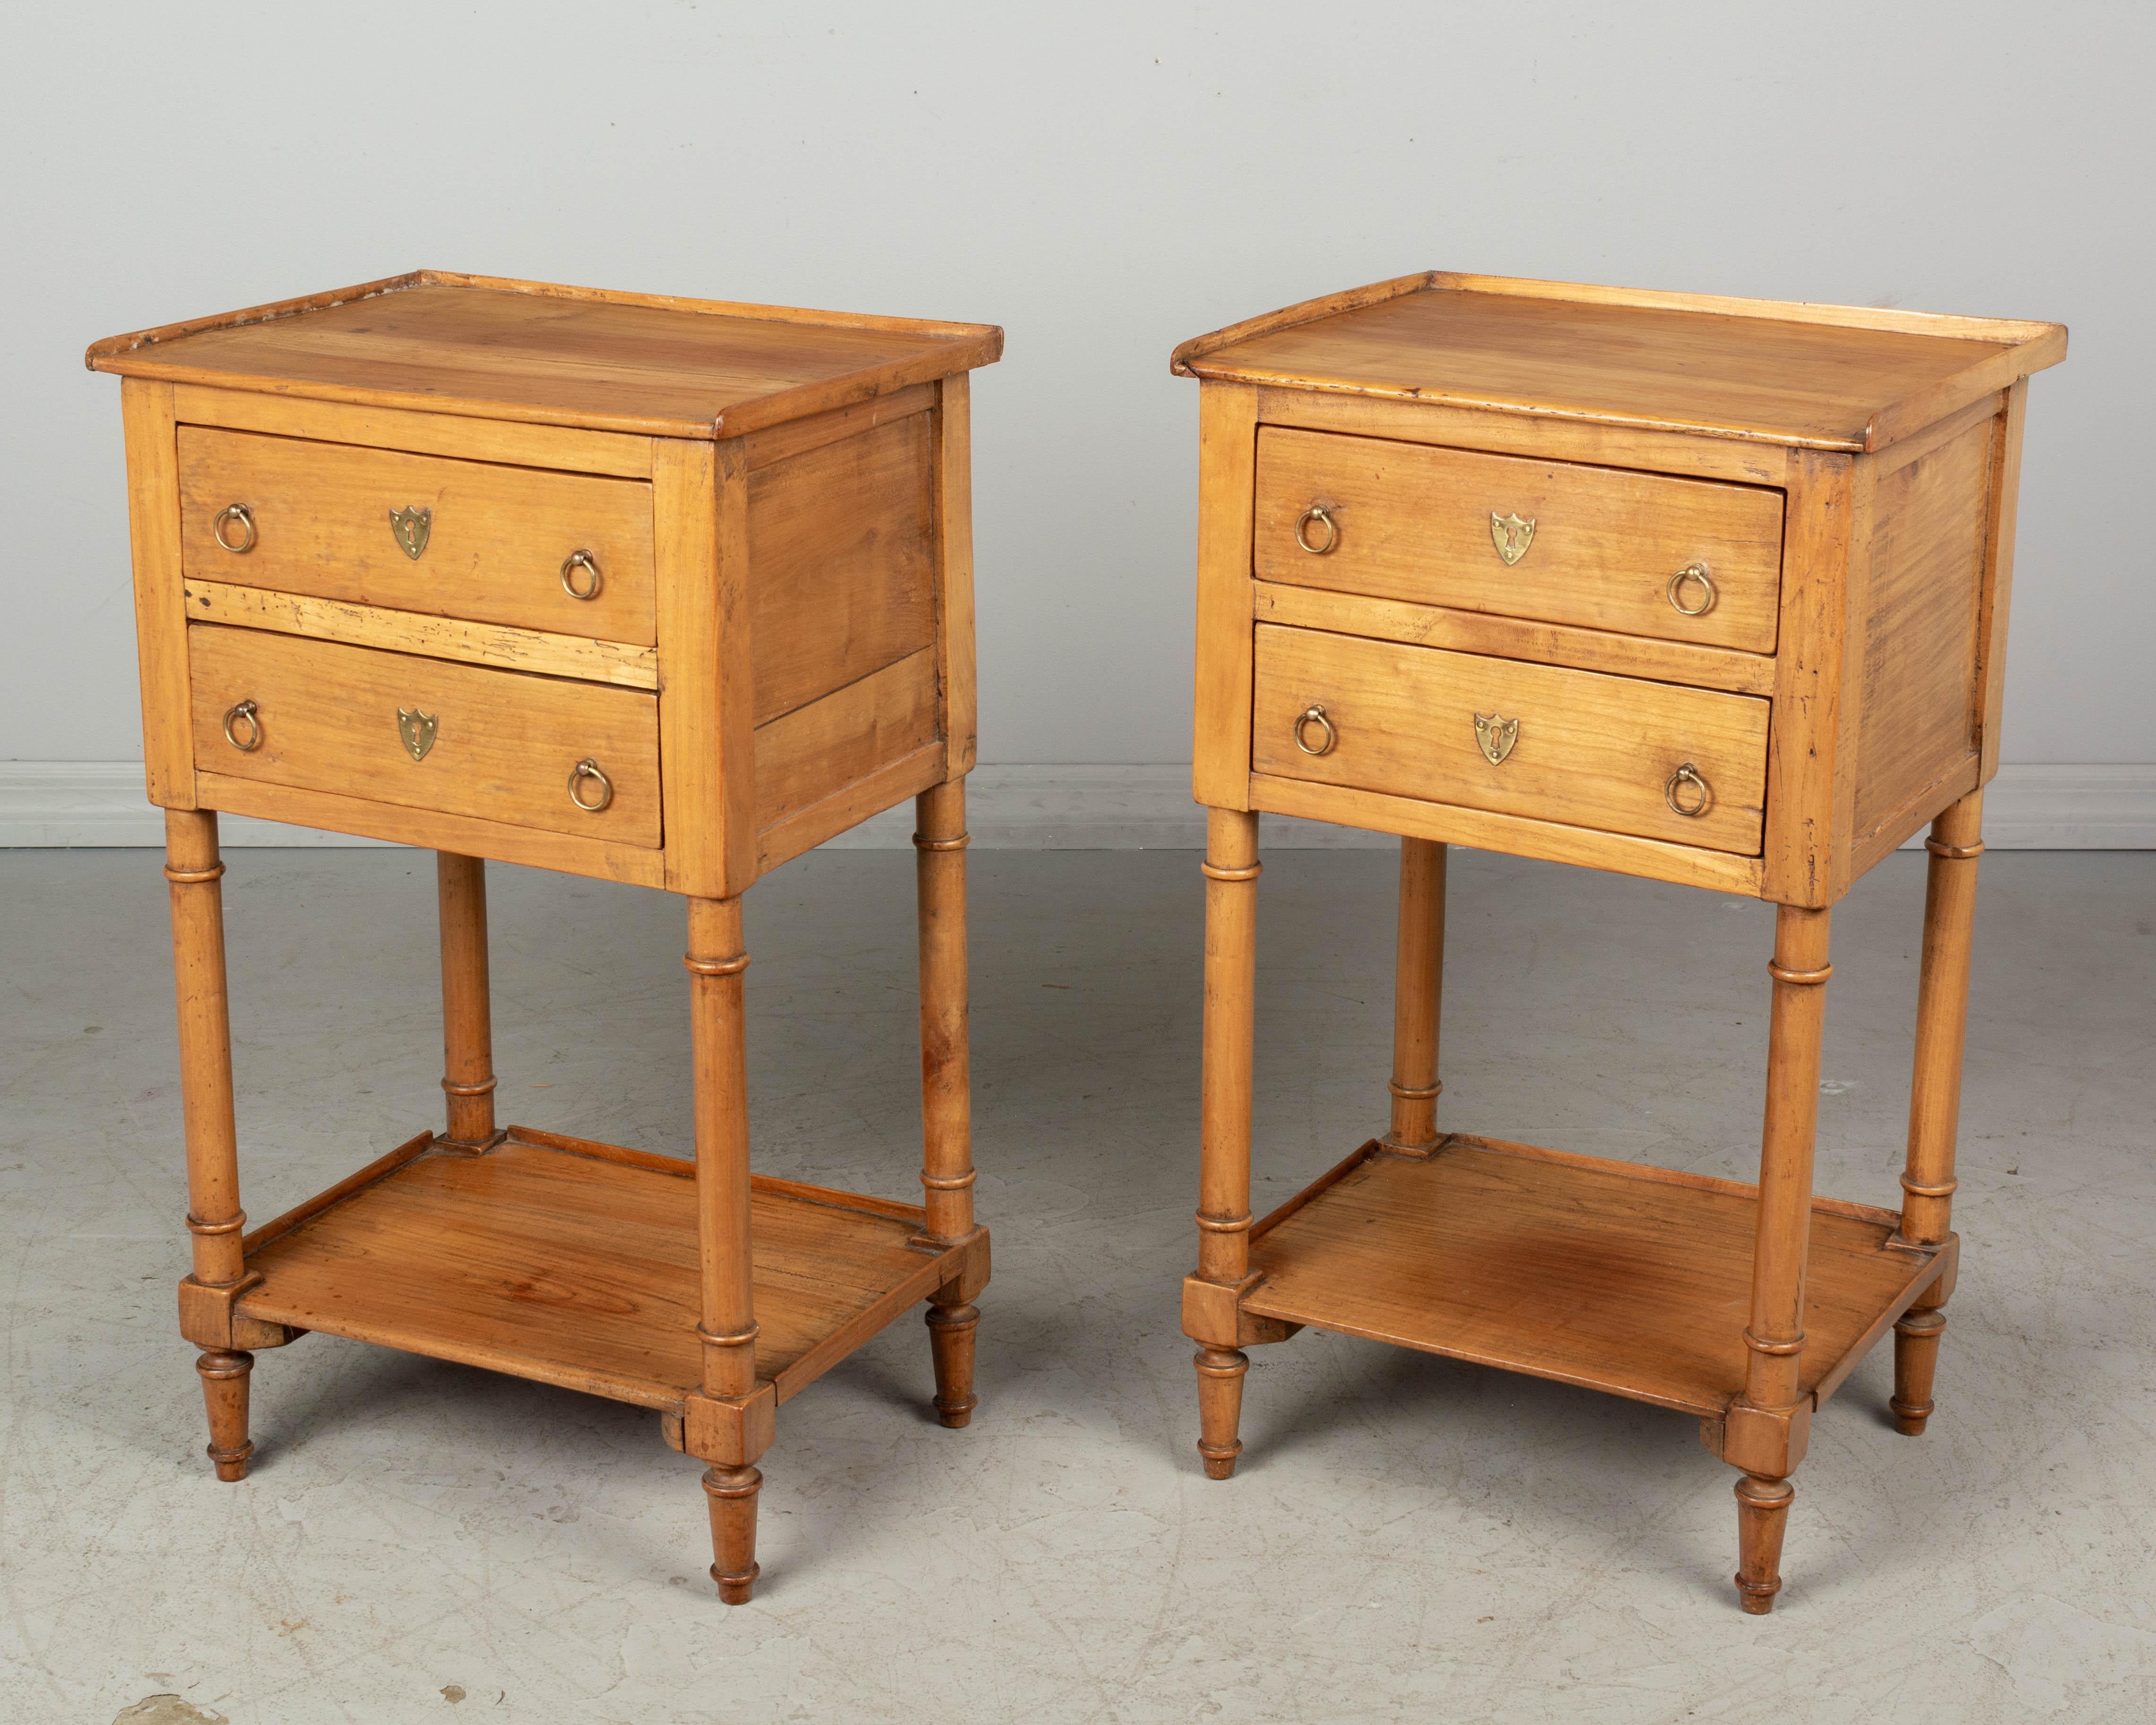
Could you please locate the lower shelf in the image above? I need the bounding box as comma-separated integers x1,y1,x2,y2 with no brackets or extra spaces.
1242,1136,1951,1418
235,1126,972,1414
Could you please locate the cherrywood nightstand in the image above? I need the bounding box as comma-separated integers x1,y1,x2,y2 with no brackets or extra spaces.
88,271,1002,1603
1172,271,2063,1612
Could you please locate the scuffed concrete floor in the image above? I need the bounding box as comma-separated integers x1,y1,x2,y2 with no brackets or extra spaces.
2,842,2152,1724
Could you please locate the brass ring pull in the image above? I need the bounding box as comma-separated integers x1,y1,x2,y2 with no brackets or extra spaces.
1666,762,1713,818
221,699,261,752
1666,562,1716,616
567,757,614,812
560,550,603,600
212,504,255,554
1293,704,1336,756
1293,505,1338,555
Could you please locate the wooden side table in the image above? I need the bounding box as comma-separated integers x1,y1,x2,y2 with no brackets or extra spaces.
1172,272,2064,1612
87,272,1002,1602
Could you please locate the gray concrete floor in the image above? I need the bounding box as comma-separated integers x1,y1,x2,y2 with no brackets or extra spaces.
2,843,2152,1724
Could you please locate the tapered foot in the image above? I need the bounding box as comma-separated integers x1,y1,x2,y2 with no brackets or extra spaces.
926,1301,980,1429
196,1349,254,1482
1734,1474,1793,1614
703,1465,762,1604
1195,1346,1249,1480
1891,1305,1946,1435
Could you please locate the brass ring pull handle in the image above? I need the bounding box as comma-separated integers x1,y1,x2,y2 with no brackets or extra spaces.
1293,704,1337,756
1666,562,1717,616
568,757,614,812
1666,762,1713,817
212,504,255,554
221,699,261,752
1294,505,1338,555
560,550,603,600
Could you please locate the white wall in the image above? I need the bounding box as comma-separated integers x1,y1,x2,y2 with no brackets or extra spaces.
5,1,2148,773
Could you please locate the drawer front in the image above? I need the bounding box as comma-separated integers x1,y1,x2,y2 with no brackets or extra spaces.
190,625,661,846
1254,427,1785,654
178,427,657,644
1252,624,1768,853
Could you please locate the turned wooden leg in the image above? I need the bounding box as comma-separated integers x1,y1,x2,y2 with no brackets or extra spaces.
914,780,985,1428
1735,1474,1794,1614
1892,1303,1947,1435
686,896,768,1602
1893,788,1983,1434
1382,838,1447,1155
1728,904,1832,1614
926,1302,979,1428
196,1349,255,1482
166,811,257,1477
436,852,499,1153
1192,807,1262,1476
1195,1347,1250,1480
703,1465,762,1605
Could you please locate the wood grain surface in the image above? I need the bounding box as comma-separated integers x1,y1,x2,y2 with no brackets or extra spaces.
753,647,940,833
188,624,661,845
1252,581,1776,696
1256,426,1785,652
92,275,1004,440
1248,772,1764,895
1254,384,1796,489
123,379,194,807
180,581,660,688
1252,624,1770,853
747,411,935,724
238,1133,966,1409
1191,383,1261,807
1243,1136,1942,1417
1179,277,2062,451
1850,411,1993,841
178,426,657,644
170,382,655,478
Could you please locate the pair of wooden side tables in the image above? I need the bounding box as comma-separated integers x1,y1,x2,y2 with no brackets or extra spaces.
88,270,2062,1614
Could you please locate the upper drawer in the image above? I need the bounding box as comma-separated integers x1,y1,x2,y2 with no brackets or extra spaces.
177,427,657,645
190,624,660,846
1254,427,1785,654
1252,624,1768,854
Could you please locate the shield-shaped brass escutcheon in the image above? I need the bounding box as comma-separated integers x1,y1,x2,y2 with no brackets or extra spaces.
1473,711,1520,765
389,505,432,560
397,707,438,762
1489,511,1536,566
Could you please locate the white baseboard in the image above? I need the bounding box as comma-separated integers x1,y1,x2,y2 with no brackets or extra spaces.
2,761,2151,849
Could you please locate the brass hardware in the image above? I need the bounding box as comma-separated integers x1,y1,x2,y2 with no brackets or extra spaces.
1293,704,1337,755
1667,562,1717,616
1293,505,1338,555
568,757,614,812
221,699,261,752
212,504,255,554
1666,762,1713,817
1489,511,1536,566
397,707,438,762
1473,711,1520,765
560,549,604,600
389,505,432,561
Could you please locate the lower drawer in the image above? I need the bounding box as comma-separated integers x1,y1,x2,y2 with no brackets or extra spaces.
190,624,661,846
1251,624,1768,854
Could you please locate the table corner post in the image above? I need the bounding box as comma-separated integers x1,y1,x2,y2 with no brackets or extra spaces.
164,807,257,1480
1893,785,1985,1436
1730,900,1834,1612
1380,836,1447,1156
1194,806,1261,1479
684,892,766,1603
435,852,501,1153
914,775,983,1430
